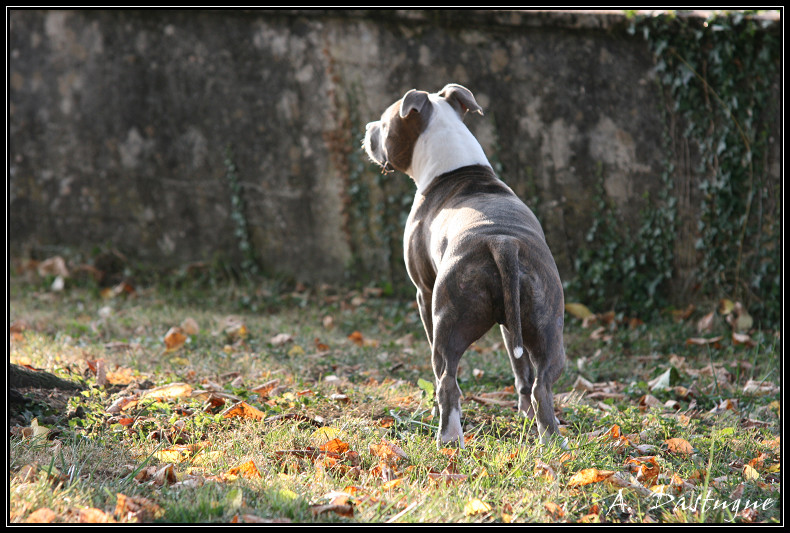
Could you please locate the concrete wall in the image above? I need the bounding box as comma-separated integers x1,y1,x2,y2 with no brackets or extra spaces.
8,9,780,291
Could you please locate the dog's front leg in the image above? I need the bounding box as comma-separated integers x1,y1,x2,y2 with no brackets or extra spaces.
433,343,464,448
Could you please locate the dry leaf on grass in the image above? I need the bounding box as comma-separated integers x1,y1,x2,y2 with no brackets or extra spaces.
221,401,266,420
26,507,57,523
163,327,187,351
224,460,261,480
464,498,492,516
140,382,193,401
663,437,695,455
567,468,616,487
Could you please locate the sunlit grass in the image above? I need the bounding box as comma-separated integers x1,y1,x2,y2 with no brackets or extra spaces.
9,275,780,523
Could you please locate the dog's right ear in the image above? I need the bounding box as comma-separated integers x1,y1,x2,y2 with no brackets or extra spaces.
400,89,430,118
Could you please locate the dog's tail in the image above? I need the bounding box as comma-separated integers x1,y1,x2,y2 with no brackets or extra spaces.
491,237,524,359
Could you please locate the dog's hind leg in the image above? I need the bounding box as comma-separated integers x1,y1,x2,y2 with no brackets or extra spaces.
527,325,566,446
501,324,535,419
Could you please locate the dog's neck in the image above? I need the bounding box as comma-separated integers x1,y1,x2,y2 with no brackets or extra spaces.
407,96,491,193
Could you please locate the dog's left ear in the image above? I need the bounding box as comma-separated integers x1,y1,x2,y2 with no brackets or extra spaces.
400,89,431,118
438,84,484,117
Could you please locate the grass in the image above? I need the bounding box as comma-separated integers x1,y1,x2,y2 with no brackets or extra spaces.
8,272,781,523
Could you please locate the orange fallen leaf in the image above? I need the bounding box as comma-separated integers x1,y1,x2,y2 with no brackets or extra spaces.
250,379,280,397
663,437,694,455
314,338,330,351
310,503,354,518
320,438,350,455
221,401,266,420
567,468,615,487
534,459,557,482
544,501,565,519
380,477,404,490
114,493,164,522
377,416,395,428
152,464,177,486
26,508,57,523
348,331,365,346
624,456,661,486
226,460,261,480
369,440,408,463
164,327,187,351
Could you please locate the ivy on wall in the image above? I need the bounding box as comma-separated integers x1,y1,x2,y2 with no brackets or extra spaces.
569,11,780,326
635,11,781,326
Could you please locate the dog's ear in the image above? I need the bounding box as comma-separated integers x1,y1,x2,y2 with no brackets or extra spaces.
400,89,430,118
438,84,484,117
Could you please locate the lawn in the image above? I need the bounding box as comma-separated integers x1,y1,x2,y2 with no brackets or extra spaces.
8,268,781,523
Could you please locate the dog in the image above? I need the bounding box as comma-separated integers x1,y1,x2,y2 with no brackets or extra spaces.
364,83,566,448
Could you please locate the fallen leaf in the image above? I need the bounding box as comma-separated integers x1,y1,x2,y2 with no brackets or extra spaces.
114,493,164,522
287,345,305,357
154,445,196,464
369,440,409,463
180,317,200,335
221,401,266,420
697,311,715,333
310,503,354,518
742,379,779,396
310,427,347,446
21,418,50,440
250,379,280,397
380,478,404,490
164,327,187,351
225,460,261,480
572,376,595,392
27,508,57,523
152,464,177,486
348,331,365,346
37,256,69,278
732,331,756,348
726,302,753,333
141,382,193,401
224,319,249,340
534,459,556,482
464,498,492,516
544,501,565,519
742,464,760,481
686,336,723,348
649,366,680,392
624,456,660,486
719,299,735,315
568,468,615,487
663,437,694,455
320,438,350,455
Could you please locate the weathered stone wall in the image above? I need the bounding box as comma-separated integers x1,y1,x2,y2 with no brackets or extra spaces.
8,9,780,292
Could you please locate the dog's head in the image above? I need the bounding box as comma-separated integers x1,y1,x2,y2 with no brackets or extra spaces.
363,83,483,175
